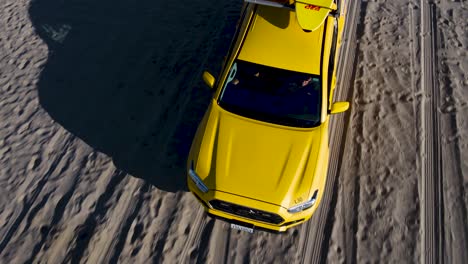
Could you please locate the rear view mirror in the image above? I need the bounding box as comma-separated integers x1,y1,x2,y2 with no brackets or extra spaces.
330,101,350,114
202,71,216,89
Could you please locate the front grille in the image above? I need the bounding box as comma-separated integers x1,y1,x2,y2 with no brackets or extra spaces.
209,200,284,225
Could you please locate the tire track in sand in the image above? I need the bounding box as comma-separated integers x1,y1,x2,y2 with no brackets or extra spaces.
208,221,231,264
297,0,361,263
410,1,444,262
434,2,468,260
171,2,241,263
420,0,443,263
0,132,75,255
64,169,128,264
419,1,443,263
411,1,443,262
178,207,209,263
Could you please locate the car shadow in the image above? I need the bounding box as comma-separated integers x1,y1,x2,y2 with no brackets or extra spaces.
29,0,241,192
258,5,290,29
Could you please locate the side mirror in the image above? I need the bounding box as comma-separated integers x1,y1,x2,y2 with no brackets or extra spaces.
330,101,350,114
202,71,215,89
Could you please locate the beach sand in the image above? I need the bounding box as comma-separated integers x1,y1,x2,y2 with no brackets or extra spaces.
0,0,466,263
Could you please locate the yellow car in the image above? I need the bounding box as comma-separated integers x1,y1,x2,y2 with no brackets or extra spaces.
187,0,349,232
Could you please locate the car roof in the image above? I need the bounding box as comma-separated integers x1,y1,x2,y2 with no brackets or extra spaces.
238,5,325,75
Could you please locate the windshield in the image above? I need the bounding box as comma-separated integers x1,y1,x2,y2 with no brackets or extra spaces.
218,60,322,128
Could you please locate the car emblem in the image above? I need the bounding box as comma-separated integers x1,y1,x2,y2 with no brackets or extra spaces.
249,210,256,214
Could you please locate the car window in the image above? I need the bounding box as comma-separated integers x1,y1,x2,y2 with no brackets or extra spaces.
218,60,322,128
327,19,338,100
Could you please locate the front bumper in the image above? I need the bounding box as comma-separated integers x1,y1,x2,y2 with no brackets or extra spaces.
187,179,319,232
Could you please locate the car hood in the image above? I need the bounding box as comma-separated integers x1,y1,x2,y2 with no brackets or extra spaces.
194,105,326,208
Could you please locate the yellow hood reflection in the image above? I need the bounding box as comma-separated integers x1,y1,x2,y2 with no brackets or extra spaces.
194,105,326,208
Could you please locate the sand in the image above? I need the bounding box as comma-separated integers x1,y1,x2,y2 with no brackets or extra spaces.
0,0,466,263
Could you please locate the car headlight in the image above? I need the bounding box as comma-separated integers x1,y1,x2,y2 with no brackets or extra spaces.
287,190,318,214
188,161,209,193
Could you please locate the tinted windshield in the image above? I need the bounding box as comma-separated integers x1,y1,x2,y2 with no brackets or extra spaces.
218,60,322,128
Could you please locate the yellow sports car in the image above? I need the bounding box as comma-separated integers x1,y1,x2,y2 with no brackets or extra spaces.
187,0,349,232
